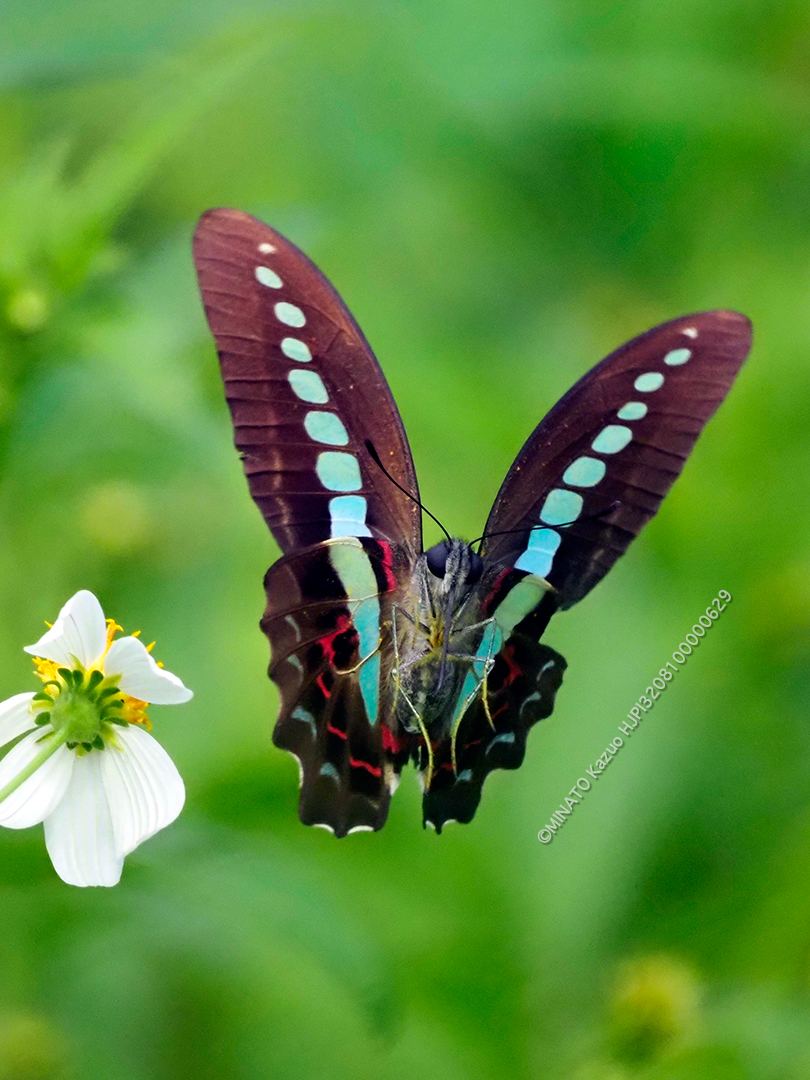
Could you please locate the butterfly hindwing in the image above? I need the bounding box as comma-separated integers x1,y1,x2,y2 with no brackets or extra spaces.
480,311,752,608
262,537,416,835
423,636,566,831
419,565,565,829
193,208,422,556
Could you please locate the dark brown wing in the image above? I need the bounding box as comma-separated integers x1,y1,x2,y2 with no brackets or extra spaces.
480,311,752,608
423,634,566,832
193,208,421,555
262,537,416,836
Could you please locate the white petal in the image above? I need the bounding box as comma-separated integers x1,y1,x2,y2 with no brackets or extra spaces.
0,692,37,748
104,636,193,704
44,751,122,887
101,725,185,856
0,730,74,829
23,590,108,669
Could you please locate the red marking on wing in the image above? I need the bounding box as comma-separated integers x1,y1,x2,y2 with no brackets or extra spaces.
482,567,512,616
464,738,482,749
501,644,522,688
327,722,347,740
377,541,398,592
349,757,382,777
316,673,332,699
381,724,407,754
490,703,509,720
318,612,355,666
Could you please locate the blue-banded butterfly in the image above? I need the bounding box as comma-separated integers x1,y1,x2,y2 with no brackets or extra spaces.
193,208,751,835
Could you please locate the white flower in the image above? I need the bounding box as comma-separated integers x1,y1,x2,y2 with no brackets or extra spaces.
0,590,192,886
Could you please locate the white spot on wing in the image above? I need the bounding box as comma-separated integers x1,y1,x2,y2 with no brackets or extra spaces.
287,751,304,787
312,822,335,834
682,327,698,338
275,301,306,328
255,265,283,288
347,824,375,834
258,242,276,254
385,763,400,794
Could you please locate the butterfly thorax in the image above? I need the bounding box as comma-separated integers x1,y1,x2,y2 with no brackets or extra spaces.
392,538,486,739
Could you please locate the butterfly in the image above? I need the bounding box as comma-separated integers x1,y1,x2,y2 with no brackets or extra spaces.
193,208,751,836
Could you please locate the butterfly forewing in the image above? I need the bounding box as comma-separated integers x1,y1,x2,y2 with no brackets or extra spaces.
193,208,422,555
480,311,752,608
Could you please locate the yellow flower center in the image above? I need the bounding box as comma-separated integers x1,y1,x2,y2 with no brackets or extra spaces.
30,618,154,752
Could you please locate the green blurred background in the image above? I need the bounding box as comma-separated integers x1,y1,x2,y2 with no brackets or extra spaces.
0,1,808,1077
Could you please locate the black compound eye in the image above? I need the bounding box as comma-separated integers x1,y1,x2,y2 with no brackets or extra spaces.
466,550,484,585
426,542,451,578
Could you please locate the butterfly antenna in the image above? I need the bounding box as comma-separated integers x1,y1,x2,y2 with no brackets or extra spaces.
365,440,451,542
471,501,620,550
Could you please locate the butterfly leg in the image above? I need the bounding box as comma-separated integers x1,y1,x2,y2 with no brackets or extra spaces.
389,603,406,711
333,643,381,677
448,617,501,773
389,604,435,784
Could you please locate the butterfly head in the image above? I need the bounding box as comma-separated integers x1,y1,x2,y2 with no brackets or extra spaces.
424,539,483,596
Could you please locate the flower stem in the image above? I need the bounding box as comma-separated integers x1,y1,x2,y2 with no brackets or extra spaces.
0,729,70,807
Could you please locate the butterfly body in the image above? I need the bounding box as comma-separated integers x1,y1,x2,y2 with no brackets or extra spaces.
193,207,751,836
394,540,485,726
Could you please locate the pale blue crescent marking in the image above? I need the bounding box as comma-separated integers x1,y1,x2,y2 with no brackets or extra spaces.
515,527,561,577
287,654,303,673
562,456,606,488
291,706,316,737
456,769,473,783
592,424,632,454
540,488,583,526
540,659,556,673
634,371,664,392
487,732,516,754
617,401,647,421
304,410,349,446
274,301,306,328
519,690,542,716
328,495,372,538
329,539,381,724
319,763,340,781
288,369,328,403
664,347,691,366
255,265,283,288
284,615,301,641
281,337,312,363
316,451,362,492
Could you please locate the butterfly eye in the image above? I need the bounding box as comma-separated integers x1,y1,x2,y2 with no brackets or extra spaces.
426,542,451,578
466,550,484,585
